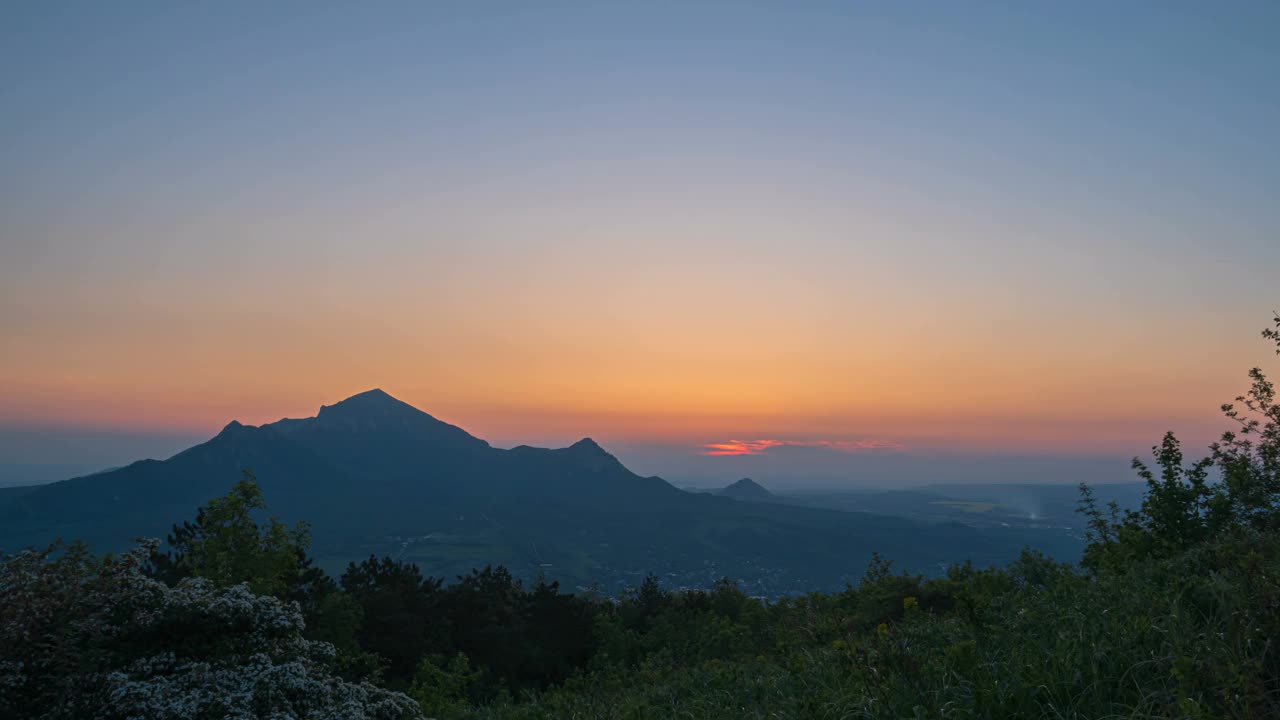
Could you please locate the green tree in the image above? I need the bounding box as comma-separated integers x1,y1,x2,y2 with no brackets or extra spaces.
152,470,311,596
409,653,481,718
1129,431,1217,551
341,555,445,685
1211,311,1280,530
635,573,670,616
143,470,373,662
1081,313,1280,570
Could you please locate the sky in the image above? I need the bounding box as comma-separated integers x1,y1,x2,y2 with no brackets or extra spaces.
2,2,1278,487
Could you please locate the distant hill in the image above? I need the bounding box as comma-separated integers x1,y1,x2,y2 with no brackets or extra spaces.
0,390,1082,592
0,463,106,488
0,484,39,512
717,478,776,502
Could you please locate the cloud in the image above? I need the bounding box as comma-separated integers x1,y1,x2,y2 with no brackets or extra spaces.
702,440,788,456
701,438,906,456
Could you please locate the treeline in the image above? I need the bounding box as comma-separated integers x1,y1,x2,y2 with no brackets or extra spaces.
142,473,604,695
139,472,792,703
2,314,1279,719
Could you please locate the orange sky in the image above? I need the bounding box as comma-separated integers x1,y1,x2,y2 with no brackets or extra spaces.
2,265,1268,456
3,3,1278,461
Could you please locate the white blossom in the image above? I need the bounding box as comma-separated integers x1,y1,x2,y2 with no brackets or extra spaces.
1,540,423,720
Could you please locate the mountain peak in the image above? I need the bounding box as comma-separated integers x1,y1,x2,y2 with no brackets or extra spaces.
302,389,488,450
333,388,397,405
318,389,417,418
570,437,604,452
564,437,621,471
216,419,248,437
719,477,774,501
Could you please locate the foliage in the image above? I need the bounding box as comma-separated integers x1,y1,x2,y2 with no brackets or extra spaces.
341,555,444,684
410,653,483,719
0,539,422,720
450,531,1278,720
147,470,377,676
340,558,597,694
1080,312,1280,571
149,470,313,597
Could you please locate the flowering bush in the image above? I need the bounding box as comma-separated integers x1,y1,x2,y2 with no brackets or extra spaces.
0,539,422,720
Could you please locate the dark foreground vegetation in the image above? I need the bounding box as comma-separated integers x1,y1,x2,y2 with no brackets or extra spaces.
3,315,1278,719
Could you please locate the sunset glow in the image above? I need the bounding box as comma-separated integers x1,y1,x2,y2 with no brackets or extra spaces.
702,439,908,457
2,3,1277,467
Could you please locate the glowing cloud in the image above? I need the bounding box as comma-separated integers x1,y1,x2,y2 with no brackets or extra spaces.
701,438,907,456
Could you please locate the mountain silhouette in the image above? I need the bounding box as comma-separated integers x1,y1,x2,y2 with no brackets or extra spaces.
718,478,775,502
0,390,1080,590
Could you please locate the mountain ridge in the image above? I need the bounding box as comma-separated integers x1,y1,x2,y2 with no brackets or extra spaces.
0,390,1083,591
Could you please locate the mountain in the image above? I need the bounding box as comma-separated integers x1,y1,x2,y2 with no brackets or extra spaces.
0,484,39,512
717,478,776,502
0,390,1083,594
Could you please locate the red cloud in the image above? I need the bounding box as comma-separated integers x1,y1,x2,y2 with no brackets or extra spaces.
702,440,787,456
701,438,906,456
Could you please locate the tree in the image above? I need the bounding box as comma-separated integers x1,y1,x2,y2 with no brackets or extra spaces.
514,577,598,688
440,565,526,687
409,653,481,718
635,573,670,616
0,539,423,720
1210,311,1280,530
1130,431,1217,551
147,471,368,660
341,555,445,685
1080,313,1280,569
150,470,311,597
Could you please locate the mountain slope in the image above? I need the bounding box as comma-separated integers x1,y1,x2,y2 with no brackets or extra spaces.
0,390,1082,592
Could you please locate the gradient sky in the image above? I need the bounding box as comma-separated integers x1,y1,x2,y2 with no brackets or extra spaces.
2,2,1278,484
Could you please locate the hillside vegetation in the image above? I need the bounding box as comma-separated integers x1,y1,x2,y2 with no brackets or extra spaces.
2,315,1278,719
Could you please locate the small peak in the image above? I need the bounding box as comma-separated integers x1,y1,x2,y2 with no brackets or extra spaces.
214,420,257,441
565,437,618,470
570,437,605,453
720,477,773,499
